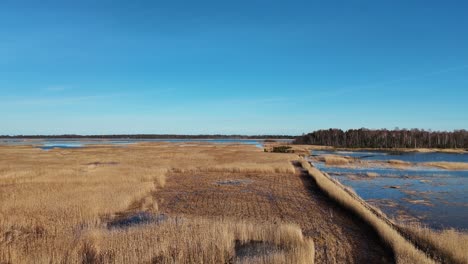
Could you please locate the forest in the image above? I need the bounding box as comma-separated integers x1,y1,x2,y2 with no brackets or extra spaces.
293,128,468,149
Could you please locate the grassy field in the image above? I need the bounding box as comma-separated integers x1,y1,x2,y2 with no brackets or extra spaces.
0,143,389,263
1,142,465,263
0,143,313,263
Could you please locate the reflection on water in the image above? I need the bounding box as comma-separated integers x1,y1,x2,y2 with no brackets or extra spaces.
40,144,83,150
312,150,468,162
310,150,468,230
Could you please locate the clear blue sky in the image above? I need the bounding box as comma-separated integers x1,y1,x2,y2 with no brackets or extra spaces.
1,1,467,135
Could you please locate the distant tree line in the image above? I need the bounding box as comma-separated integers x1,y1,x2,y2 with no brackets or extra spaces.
0,134,293,140
293,128,468,149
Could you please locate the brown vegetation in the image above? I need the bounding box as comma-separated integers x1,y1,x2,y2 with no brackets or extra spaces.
3,142,463,263
158,167,393,263
388,160,411,166
0,143,391,263
300,160,435,264
312,154,468,172
401,224,468,264
320,155,350,166
270,145,294,153
423,162,468,170
0,143,396,263
77,219,315,264
0,143,308,263
366,172,379,177
262,143,317,156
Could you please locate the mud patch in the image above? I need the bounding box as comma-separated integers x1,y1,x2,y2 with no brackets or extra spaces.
108,212,168,229
235,240,279,261
86,161,119,166
215,179,253,186
368,199,399,208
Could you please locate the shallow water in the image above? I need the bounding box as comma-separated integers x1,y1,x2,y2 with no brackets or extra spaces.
40,144,83,150
0,138,279,149
312,150,468,162
310,150,468,230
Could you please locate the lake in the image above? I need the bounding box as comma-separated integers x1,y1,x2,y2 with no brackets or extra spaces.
310,150,468,230
0,138,287,150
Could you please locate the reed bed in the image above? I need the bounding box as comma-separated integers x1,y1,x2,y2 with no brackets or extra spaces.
0,143,304,264
1,218,314,264
300,160,435,264
320,155,350,166
78,219,314,264
366,172,379,177
401,224,468,264
422,162,468,170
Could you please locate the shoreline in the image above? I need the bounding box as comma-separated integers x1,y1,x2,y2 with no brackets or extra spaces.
264,142,468,154
302,159,467,264
309,155,468,171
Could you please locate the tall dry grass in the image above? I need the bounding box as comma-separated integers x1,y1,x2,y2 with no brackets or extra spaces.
366,172,379,177
1,217,314,264
318,155,350,166
77,219,314,264
401,224,468,264
300,159,435,264
0,143,307,264
315,154,352,166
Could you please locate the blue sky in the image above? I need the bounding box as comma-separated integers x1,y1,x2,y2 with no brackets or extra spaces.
1,1,467,135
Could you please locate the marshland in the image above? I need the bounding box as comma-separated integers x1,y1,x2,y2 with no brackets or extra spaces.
3,1,468,263
308,149,468,229
1,135,467,264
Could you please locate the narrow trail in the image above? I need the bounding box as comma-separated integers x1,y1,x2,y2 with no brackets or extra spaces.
301,159,447,264
291,161,395,264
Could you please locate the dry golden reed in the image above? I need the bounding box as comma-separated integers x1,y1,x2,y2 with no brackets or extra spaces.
321,155,350,166
0,143,308,264
76,219,314,264
401,223,468,264
300,159,435,264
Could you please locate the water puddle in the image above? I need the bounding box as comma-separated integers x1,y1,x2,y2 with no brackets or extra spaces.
40,144,83,150
215,179,253,186
235,240,279,261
